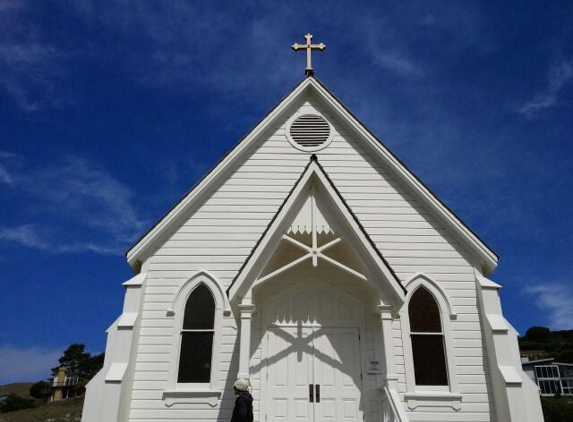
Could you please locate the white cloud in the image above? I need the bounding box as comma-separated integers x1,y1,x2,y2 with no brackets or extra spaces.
0,345,62,384
0,0,21,12
0,151,22,186
526,283,573,329
27,157,145,243
63,1,298,96
0,225,50,249
0,2,67,110
519,61,573,119
0,165,13,185
0,225,125,255
0,155,146,255
371,51,423,78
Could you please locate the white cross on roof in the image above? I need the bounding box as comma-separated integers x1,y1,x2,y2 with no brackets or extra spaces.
292,33,326,76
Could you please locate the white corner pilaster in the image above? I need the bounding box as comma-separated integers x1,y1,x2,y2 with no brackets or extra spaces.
377,304,398,390
82,273,147,422
238,303,256,380
476,274,543,422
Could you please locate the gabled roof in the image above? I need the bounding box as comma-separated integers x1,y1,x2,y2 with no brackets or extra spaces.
522,358,573,367
227,156,406,310
126,75,498,274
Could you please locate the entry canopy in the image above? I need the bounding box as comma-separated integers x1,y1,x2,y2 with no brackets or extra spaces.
227,156,406,314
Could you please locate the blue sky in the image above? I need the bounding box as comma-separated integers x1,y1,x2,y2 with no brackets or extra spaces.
1,0,572,385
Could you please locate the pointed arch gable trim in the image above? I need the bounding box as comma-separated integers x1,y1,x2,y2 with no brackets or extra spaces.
168,271,230,316
226,156,405,314
404,273,457,319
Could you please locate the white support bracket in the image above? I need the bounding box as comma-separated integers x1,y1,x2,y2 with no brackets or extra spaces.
237,303,256,380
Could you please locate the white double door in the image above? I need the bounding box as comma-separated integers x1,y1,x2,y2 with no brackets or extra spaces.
265,326,363,422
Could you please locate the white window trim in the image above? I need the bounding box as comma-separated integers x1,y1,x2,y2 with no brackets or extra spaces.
404,391,463,411
163,271,227,406
400,274,460,409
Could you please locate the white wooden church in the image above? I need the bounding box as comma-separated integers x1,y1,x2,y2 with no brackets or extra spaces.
82,37,544,422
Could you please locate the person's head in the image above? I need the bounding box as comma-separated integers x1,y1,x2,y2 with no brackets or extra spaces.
233,378,250,395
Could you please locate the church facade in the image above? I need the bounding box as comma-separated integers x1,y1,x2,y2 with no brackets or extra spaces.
82,76,543,422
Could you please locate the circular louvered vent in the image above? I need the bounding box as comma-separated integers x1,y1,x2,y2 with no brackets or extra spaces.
287,114,333,151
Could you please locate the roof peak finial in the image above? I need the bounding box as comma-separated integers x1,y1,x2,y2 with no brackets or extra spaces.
291,33,326,76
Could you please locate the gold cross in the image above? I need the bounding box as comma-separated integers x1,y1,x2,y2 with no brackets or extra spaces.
292,33,326,76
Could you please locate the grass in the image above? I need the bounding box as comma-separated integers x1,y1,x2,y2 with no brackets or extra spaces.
0,385,34,400
0,397,83,422
0,384,83,422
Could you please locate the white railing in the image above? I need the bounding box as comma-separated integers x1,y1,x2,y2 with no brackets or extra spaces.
381,385,409,422
52,376,79,387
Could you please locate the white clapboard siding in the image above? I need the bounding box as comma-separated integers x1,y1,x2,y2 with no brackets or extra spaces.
124,98,495,422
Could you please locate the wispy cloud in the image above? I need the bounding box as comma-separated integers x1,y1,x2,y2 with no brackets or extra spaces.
0,154,146,255
526,283,573,329
519,61,573,119
0,225,124,255
65,2,264,89
26,157,145,243
0,1,68,110
371,51,423,79
0,165,14,185
62,1,302,100
0,344,62,384
0,225,51,249
0,151,22,186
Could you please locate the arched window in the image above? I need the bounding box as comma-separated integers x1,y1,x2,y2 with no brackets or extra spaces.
408,287,448,386
178,284,215,383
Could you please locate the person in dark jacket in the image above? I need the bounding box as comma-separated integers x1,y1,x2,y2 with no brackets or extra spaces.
231,378,253,422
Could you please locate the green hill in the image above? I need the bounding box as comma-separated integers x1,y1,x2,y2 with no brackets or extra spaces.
0,396,83,422
0,383,83,422
0,384,34,400
519,326,573,363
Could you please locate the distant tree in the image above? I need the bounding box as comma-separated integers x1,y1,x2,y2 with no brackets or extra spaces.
0,393,35,413
525,326,552,342
52,343,90,376
519,326,573,364
29,380,51,399
556,348,573,363
85,353,105,379
52,344,105,381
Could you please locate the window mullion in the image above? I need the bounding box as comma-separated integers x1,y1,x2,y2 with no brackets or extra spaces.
409,287,448,387
178,284,216,384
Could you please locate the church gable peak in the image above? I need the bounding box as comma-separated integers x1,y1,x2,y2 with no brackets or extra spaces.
127,76,497,275
227,156,406,312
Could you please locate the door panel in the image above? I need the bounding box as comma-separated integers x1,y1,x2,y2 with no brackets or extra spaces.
313,328,363,422
266,326,363,422
267,327,314,422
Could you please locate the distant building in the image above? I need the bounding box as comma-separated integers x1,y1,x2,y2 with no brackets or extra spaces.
521,357,573,397
51,365,80,402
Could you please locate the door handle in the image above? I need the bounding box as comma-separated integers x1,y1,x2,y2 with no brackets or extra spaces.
315,384,320,403
309,384,314,403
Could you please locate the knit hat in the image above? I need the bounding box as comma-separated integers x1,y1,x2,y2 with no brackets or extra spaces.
233,378,251,392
